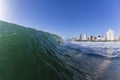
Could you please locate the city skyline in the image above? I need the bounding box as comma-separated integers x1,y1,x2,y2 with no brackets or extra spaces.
72,28,120,41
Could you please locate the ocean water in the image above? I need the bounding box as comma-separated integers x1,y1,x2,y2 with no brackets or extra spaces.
0,21,120,80
66,41,120,80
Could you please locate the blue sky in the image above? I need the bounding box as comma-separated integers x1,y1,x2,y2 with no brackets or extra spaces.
1,0,120,38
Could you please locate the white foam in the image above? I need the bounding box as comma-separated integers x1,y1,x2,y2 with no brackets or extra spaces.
66,41,120,57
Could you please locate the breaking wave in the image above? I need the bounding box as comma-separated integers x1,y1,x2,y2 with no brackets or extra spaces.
0,21,92,80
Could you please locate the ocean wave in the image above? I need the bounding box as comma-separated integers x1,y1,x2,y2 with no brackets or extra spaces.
0,21,91,80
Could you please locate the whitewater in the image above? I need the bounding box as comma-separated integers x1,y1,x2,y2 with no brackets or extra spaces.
66,41,120,57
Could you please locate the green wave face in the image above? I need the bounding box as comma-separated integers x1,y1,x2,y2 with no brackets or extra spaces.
0,21,66,80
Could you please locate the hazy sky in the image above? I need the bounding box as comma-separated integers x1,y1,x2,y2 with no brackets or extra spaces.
1,0,120,38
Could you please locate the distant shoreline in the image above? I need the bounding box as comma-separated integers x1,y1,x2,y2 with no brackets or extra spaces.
70,40,120,42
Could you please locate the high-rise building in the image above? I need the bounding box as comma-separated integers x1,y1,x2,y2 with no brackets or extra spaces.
78,34,82,40
82,34,87,40
89,35,94,41
118,35,120,41
107,29,114,40
115,35,120,41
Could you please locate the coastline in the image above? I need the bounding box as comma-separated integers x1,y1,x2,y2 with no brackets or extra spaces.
70,40,120,42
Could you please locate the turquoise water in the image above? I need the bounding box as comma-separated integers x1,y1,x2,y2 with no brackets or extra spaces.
0,21,120,80
0,21,88,80
0,21,64,80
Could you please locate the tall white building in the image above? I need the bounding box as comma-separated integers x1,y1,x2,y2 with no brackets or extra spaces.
82,34,87,40
107,29,114,40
